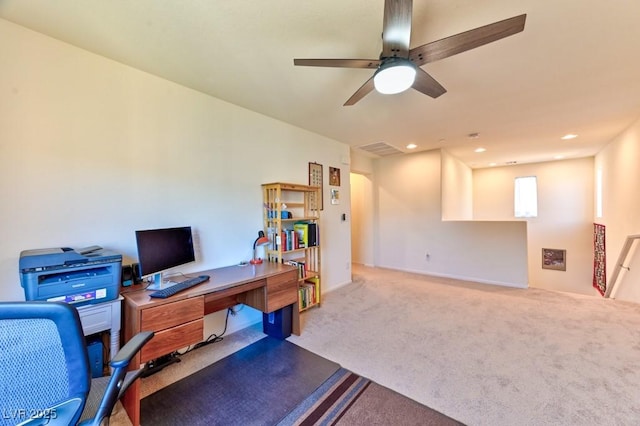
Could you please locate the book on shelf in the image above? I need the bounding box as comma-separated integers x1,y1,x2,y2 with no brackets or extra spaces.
299,277,319,309
274,228,305,251
293,223,307,248
284,260,307,279
298,282,316,309
307,223,318,247
293,222,319,248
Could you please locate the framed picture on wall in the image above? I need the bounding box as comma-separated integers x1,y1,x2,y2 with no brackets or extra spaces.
308,162,323,210
331,188,340,205
542,248,566,271
329,167,341,186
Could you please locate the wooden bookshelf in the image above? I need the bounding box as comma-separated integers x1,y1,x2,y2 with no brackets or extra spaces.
261,182,321,311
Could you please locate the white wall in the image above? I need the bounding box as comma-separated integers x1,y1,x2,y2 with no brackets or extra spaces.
441,150,473,220
473,158,595,295
374,149,528,287
350,149,374,176
595,116,640,302
0,19,352,334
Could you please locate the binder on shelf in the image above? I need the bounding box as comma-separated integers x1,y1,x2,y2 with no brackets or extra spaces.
307,223,318,247
293,223,307,248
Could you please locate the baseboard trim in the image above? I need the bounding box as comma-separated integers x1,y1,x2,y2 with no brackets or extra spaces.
374,265,528,289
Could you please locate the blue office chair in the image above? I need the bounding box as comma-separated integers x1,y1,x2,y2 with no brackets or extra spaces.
0,301,153,426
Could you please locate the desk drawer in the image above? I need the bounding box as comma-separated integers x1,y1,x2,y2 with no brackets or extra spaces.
140,318,203,363
266,270,298,312
141,296,203,331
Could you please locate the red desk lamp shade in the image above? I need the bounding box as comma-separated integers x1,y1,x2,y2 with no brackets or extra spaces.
250,231,270,264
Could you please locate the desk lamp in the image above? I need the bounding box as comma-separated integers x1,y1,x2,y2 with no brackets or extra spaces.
250,230,270,264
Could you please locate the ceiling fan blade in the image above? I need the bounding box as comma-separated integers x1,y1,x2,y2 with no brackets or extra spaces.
382,0,413,58
409,14,526,66
412,68,446,98
344,76,376,106
294,58,380,69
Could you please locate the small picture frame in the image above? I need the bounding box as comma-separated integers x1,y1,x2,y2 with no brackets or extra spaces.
330,188,340,205
308,162,323,210
329,167,341,186
542,248,566,271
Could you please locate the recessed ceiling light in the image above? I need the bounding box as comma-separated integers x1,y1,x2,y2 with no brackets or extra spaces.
406,143,417,149
561,134,578,140
474,147,486,153
489,162,497,167
554,155,565,160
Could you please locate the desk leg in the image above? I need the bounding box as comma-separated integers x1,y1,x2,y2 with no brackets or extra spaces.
122,376,141,426
122,348,142,426
110,332,120,361
292,300,300,336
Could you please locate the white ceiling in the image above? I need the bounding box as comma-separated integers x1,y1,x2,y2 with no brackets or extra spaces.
2,0,640,168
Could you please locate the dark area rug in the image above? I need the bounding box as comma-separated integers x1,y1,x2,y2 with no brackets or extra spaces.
278,368,464,426
140,337,340,426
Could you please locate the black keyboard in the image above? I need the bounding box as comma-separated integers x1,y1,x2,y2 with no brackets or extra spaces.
149,275,210,298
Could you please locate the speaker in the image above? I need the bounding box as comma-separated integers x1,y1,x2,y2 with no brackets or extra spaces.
132,263,143,284
121,264,133,287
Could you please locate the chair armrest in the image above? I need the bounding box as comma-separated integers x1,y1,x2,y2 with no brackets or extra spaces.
110,331,154,369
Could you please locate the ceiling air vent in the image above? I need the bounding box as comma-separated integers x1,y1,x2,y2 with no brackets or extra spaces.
358,142,404,157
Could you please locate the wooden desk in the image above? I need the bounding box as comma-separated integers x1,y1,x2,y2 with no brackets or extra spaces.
121,262,300,426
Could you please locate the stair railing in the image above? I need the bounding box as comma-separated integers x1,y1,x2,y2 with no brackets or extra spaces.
605,234,640,298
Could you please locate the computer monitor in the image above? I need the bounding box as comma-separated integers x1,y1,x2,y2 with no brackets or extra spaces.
135,226,196,290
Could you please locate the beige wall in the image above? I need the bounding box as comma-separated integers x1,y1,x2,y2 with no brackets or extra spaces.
350,172,374,266
374,150,528,287
0,19,352,334
473,158,595,295
349,149,375,267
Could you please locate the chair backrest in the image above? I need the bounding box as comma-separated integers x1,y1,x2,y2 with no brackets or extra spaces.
0,301,91,426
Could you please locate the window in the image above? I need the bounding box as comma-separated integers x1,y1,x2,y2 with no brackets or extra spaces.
514,176,537,218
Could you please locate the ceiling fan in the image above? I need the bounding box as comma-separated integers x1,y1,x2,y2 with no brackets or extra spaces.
293,0,526,106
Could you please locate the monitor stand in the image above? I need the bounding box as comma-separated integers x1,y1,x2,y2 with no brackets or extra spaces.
145,272,178,291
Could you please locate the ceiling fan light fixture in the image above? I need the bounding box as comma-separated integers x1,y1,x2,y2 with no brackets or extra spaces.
373,58,416,95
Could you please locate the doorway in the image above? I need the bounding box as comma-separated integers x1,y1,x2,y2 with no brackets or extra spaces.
349,172,374,267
